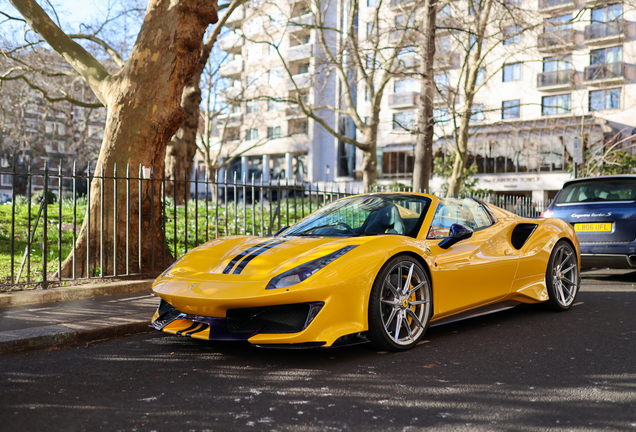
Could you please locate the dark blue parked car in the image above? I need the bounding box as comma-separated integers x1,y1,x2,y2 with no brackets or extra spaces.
541,175,636,269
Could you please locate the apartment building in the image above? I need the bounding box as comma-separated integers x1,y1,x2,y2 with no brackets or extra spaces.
217,0,636,199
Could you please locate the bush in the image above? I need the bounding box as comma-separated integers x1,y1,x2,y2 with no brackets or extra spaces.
31,190,57,205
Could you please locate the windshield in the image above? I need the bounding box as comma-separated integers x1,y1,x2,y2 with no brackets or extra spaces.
281,194,432,238
555,178,636,204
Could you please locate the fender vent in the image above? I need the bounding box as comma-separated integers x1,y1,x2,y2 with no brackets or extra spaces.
511,224,537,250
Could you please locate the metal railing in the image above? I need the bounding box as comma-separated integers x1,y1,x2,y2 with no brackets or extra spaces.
584,20,626,41
584,62,624,81
537,69,575,87
0,161,549,291
538,0,573,9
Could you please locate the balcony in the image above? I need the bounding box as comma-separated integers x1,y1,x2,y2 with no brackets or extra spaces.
221,87,242,100
286,73,311,90
537,70,576,90
290,14,314,29
219,59,244,77
224,5,245,27
434,87,456,103
395,56,421,70
285,106,305,118
537,29,576,52
390,0,415,9
435,52,460,69
216,113,243,127
584,62,625,84
389,92,419,108
537,0,576,13
584,20,626,45
218,32,244,52
286,44,313,62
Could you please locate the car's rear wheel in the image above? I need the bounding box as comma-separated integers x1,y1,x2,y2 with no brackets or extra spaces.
546,241,579,311
367,256,432,351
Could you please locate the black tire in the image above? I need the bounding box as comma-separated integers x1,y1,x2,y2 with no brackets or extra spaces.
545,240,579,311
367,255,433,352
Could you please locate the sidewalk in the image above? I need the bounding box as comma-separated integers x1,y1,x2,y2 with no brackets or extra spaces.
0,280,158,354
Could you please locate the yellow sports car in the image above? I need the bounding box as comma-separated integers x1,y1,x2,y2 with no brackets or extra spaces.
151,193,580,351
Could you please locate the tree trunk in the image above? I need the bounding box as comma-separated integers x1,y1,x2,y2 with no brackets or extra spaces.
362,128,378,191
165,81,202,205
413,0,437,194
57,0,218,277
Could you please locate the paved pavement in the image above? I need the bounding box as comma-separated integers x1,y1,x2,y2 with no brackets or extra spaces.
0,280,158,354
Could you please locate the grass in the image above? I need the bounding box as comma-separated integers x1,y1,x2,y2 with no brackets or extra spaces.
0,195,330,290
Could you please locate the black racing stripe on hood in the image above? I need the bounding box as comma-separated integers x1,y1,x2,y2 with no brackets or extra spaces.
232,240,286,275
222,239,278,274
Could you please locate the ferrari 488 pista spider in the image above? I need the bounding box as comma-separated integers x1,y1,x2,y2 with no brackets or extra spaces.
151,193,580,351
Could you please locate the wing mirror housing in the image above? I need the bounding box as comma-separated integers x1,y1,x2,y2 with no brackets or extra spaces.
438,224,473,249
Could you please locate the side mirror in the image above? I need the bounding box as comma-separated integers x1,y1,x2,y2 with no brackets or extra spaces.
438,224,473,249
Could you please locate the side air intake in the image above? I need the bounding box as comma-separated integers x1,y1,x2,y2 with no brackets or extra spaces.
511,224,537,250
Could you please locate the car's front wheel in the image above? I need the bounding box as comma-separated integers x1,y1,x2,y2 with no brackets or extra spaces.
545,240,579,311
367,256,433,351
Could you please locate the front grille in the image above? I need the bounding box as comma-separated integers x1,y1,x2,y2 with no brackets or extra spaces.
226,303,323,334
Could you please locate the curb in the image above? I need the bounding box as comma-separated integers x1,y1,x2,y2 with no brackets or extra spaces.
0,312,154,354
0,280,155,309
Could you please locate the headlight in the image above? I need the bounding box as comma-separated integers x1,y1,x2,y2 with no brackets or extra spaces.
266,245,358,290
160,254,185,279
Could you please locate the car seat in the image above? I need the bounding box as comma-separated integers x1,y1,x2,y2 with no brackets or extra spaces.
362,204,405,235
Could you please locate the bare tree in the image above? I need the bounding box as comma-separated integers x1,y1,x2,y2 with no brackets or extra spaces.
6,0,218,277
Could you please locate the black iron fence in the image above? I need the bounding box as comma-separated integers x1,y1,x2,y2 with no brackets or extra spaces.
0,161,548,291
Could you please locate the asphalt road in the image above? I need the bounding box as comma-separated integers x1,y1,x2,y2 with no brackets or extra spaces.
1,269,635,431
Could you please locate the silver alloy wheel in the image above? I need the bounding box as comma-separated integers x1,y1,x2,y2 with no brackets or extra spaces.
552,244,578,307
379,260,431,346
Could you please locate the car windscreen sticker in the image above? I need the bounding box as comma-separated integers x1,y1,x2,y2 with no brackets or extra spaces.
232,240,287,275
222,239,279,274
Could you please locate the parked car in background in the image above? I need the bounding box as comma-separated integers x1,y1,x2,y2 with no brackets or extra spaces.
541,175,636,269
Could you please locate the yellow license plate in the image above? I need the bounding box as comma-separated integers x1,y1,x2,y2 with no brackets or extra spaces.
575,223,612,232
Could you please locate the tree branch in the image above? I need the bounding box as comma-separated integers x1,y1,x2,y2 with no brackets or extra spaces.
9,0,110,105
69,33,126,68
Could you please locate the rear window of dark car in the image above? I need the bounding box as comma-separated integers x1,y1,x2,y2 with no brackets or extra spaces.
555,178,636,204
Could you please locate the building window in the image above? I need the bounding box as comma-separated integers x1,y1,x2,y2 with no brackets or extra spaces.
394,78,417,93
291,119,308,135
433,107,449,123
0,173,12,187
267,126,282,139
393,111,414,131
590,46,622,66
247,128,259,141
246,100,260,114
268,99,282,111
476,68,486,85
542,94,571,116
298,63,310,75
367,0,379,6
270,12,285,28
591,4,622,23
589,88,620,111
502,63,521,82
268,68,283,85
382,151,414,178
470,104,485,122
247,72,263,86
434,73,450,88
502,100,520,119
503,25,522,45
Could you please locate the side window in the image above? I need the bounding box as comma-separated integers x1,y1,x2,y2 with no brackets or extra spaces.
427,199,493,239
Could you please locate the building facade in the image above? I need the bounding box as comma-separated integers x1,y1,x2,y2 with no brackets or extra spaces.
214,0,636,198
